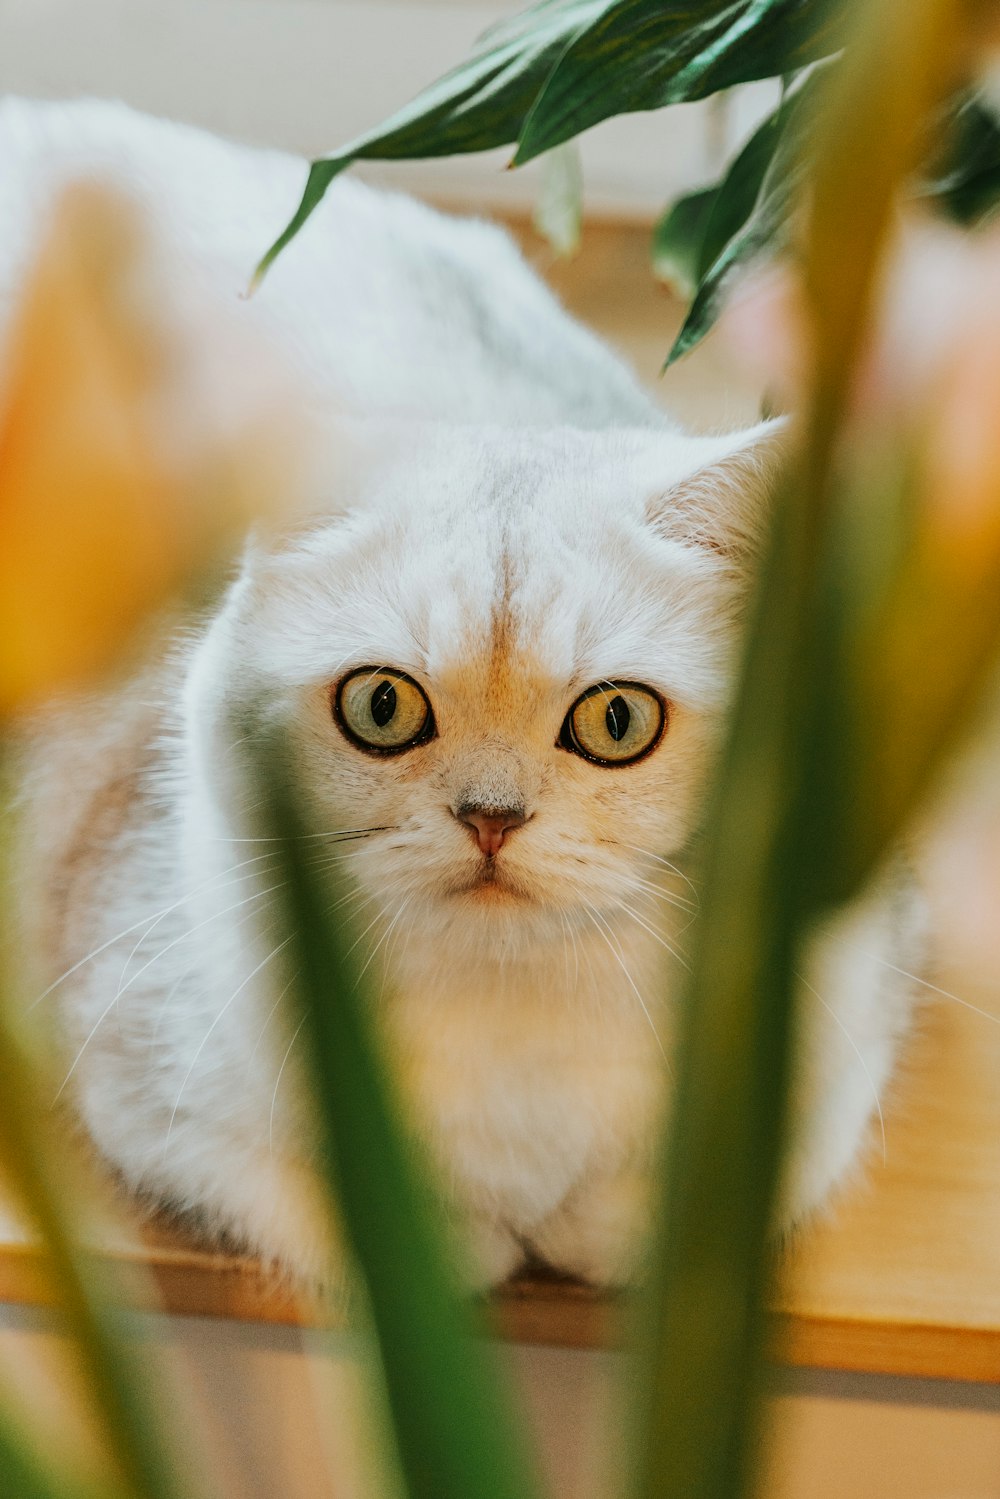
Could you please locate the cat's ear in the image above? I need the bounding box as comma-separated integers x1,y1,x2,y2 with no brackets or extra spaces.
644,418,788,567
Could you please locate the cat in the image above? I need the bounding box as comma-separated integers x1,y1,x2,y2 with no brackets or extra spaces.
4,96,923,1289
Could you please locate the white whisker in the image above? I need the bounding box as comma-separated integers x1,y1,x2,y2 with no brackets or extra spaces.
616,843,700,905
210,825,397,845
355,895,413,987
583,903,667,1062
613,899,690,972
858,951,1000,1029
798,973,886,1165
54,881,283,1101
246,970,302,1074
30,850,280,1011
269,1016,306,1155
163,934,294,1155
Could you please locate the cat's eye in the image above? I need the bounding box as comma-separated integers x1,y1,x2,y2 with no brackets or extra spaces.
334,667,435,755
559,681,666,767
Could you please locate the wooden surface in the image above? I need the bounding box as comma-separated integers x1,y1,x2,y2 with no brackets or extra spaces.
0,980,996,1383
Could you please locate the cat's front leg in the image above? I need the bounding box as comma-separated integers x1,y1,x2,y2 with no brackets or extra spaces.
528,1168,650,1288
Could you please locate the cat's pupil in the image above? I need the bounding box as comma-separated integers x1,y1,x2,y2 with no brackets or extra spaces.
606,695,630,742
371,681,397,728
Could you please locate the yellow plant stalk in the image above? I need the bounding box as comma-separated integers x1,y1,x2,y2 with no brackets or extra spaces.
0,180,298,1498
0,181,287,713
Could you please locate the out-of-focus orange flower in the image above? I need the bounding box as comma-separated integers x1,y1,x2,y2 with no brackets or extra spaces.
0,182,297,714
718,218,1000,565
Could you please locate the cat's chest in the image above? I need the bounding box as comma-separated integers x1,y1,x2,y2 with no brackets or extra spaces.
384,980,668,1224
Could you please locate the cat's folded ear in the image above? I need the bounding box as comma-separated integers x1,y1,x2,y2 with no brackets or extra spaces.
644,417,789,568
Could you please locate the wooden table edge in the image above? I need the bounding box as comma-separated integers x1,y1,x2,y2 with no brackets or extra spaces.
0,1241,996,1384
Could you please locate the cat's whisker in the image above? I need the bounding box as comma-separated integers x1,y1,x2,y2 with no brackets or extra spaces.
620,871,698,916
557,910,573,994
29,850,282,1011
853,950,1000,1029
798,973,887,1166
148,968,194,1057
582,902,667,1063
112,881,286,1010
112,857,286,1011
611,899,691,972
354,894,414,987
269,1016,306,1156
379,899,415,1004
246,969,303,1076
615,882,695,935
163,934,295,1157
565,909,582,993
339,894,410,963
212,825,398,845
53,881,285,1101
620,879,699,938
614,842,701,905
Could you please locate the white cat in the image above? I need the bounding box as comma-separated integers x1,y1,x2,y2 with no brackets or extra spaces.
6,97,921,1287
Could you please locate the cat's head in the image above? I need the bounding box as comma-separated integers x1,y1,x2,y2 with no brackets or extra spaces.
186,419,783,960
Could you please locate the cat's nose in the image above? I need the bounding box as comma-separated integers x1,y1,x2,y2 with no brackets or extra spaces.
454,803,527,857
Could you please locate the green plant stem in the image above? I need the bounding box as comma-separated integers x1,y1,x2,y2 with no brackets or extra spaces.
0,748,193,1499
630,3,963,1497
254,748,543,1499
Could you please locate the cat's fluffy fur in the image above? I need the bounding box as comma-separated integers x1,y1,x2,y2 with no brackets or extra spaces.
6,97,922,1287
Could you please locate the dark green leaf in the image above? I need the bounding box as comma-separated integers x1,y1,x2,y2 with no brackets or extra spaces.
651,185,720,297
254,0,606,282
653,84,801,300
257,0,847,280
253,751,542,1499
514,0,843,164
666,67,826,365
632,0,957,1494
0,755,193,1499
0,1405,113,1499
0,1019,193,1499
920,90,1000,225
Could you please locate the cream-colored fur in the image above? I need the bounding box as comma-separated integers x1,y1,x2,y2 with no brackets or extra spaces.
6,97,921,1287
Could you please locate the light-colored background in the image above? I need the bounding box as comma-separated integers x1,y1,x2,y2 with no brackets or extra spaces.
0,0,777,216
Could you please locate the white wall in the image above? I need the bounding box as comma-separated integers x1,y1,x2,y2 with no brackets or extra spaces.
0,0,776,217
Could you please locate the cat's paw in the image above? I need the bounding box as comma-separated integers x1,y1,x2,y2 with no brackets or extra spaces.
463,1212,525,1291
529,1171,648,1288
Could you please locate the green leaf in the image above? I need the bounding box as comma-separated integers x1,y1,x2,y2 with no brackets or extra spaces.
514,0,843,165
252,750,542,1499
533,141,584,256
631,0,959,1494
653,84,799,301
664,77,1000,365
651,185,720,297
920,90,1000,225
0,751,193,1499
253,0,605,282
256,0,847,281
666,66,826,364
0,1015,193,1499
0,1405,112,1499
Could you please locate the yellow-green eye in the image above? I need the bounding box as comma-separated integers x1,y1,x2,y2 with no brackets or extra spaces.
334,667,434,754
559,681,666,766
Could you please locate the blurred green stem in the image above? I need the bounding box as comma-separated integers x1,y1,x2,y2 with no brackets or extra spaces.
254,746,544,1499
0,745,193,1499
631,2,963,1497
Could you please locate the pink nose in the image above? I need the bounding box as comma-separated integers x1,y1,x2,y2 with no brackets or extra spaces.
455,804,527,857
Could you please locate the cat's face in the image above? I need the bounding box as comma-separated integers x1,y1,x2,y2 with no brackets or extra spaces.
196,422,779,959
